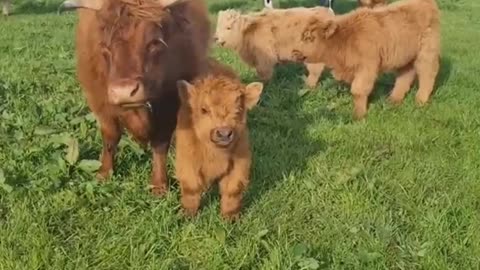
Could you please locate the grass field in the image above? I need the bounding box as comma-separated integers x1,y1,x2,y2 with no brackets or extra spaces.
1,0,480,269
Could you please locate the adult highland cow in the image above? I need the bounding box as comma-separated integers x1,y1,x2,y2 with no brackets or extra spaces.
59,0,211,195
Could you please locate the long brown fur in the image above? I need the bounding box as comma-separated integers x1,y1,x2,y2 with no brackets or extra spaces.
214,7,334,88
300,0,440,119
175,61,263,220
73,0,211,195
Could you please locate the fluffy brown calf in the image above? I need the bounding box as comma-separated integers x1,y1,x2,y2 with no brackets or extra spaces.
175,64,263,220
58,0,210,195
300,0,440,119
214,7,334,88
358,0,386,8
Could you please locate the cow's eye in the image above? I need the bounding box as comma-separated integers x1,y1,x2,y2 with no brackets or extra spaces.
201,107,209,114
148,38,167,54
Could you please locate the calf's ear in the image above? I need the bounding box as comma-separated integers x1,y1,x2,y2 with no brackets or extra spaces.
323,19,338,39
244,82,264,110
177,80,195,105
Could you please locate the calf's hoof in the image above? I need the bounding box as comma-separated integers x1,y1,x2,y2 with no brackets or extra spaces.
415,95,429,107
221,211,240,222
182,207,199,218
352,111,367,121
303,75,318,89
387,95,404,106
96,168,112,182
150,183,168,197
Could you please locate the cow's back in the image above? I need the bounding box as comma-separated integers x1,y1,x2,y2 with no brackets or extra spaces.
163,0,211,84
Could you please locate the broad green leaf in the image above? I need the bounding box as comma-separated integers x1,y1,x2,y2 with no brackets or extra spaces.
34,126,58,136
65,137,79,165
291,243,308,258
298,258,319,270
0,169,5,184
77,159,102,172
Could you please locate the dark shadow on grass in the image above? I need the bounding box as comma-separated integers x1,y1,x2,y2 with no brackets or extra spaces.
209,0,358,14
368,56,453,105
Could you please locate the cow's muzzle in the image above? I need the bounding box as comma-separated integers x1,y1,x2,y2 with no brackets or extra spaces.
108,79,147,107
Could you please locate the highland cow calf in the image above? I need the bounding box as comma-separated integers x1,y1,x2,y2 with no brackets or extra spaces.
214,7,334,88
358,0,386,8
300,0,440,119
175,66,263,220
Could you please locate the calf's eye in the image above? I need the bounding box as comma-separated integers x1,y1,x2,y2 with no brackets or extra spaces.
201,107,209,114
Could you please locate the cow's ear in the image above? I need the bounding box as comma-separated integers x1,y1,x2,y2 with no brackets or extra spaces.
323,19,338,39
244,82,264,110
177,80,195,105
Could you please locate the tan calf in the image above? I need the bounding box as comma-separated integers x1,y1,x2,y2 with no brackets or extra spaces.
175,68,263,220
300,0,440,119
214,7,334,88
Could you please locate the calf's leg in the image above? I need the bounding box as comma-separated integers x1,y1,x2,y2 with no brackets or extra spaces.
414,29,440,106
388,64,416,105
177,171,203,217
255,56,276,82
350,70,377,120
304,62,326,88
219,158,251,221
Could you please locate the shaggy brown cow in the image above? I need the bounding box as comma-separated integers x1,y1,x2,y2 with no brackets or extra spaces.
358,0,386,8
214,7,334,88
300,0,440,119
58,0,211,195
175,64,263,220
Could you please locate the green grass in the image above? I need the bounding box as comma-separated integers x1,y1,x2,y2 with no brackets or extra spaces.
1,0,480,269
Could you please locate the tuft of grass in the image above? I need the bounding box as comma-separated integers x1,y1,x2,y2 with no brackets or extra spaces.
1,0,480,269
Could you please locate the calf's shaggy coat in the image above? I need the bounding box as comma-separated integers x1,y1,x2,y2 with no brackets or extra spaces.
214,7,334,88
175,64,263,220
58,0,211,194
300,0,440,119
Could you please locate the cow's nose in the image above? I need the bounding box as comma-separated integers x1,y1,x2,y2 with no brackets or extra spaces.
108,79,146,106
211,127,234,146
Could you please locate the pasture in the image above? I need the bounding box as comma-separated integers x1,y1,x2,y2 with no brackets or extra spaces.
1,0,480,268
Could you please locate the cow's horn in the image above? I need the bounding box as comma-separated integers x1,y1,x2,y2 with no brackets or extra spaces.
58,0,103,14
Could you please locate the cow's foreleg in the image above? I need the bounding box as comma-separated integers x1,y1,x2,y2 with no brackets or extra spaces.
97,117,122,180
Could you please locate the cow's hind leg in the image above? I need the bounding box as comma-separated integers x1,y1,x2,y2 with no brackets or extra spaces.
414,29,440,106
97,116,122,180
388,64,416,105
304,62,326,88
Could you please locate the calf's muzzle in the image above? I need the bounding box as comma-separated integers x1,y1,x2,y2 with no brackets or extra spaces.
211,126,234,147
